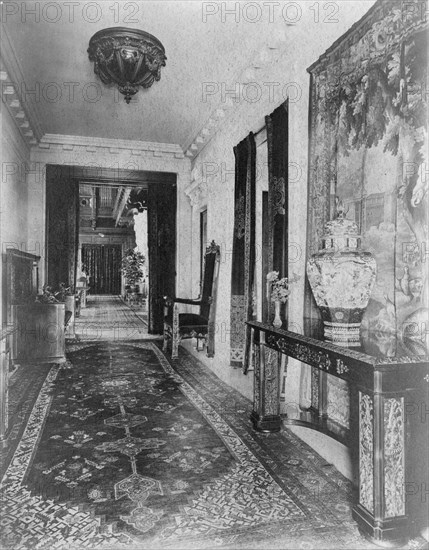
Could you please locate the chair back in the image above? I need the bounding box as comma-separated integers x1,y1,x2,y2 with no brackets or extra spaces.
200,241,220,321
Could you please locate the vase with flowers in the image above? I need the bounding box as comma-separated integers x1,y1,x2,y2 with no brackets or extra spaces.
267,271,298,328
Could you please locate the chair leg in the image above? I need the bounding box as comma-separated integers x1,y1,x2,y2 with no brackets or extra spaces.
195,337,203,352
171,303,179,359
207,322,215,358
163,323,168,352
172,335,179,359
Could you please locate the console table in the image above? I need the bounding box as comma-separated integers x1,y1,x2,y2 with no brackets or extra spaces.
248,320,428,546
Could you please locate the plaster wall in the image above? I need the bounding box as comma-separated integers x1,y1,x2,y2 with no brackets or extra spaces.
28,142,192,296
188,1,377,478
0,107,31,327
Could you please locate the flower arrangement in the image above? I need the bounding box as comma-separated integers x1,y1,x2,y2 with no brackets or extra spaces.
267,271,299,303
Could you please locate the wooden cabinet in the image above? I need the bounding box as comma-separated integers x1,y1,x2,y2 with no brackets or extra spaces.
11,304,66,364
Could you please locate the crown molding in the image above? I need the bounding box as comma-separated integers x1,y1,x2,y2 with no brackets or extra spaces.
0,26,44,143
38,134,185,159
0,66,40,147
183,39,289,163
2,108,31,160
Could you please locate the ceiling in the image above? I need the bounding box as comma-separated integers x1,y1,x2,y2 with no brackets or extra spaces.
4,0,299,150
79,183,147,230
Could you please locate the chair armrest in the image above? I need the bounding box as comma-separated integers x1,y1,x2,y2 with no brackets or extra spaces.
164,296,205,306
173,298,203,305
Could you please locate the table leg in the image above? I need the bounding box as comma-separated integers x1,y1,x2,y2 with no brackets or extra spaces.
0,339,9,444
353,390,408,546
251,333,281,433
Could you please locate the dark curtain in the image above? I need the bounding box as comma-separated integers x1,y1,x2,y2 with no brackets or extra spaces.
265,100,289,323
81,245,122,294
230,132,256,369
147,181,176,334
46,166,79,290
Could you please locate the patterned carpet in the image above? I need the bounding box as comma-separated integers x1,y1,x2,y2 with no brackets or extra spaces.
74,296,153,340
1,341,426,549
0,363,51,478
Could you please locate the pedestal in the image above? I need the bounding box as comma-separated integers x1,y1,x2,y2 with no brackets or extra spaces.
0,329,13,443
11,304,66,364
65,295,75,338
77,287,89,309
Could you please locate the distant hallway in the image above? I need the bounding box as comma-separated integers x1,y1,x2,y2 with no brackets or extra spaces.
73,295,156,341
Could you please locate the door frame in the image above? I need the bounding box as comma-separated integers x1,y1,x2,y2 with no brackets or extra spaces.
45,165,177,329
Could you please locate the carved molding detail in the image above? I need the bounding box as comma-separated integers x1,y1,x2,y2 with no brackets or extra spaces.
336,359,349,375
263,346,280,417
0,68,39,146
311,368,319,410
259,325,429,369
87,28,166,104
184,177,208,208
266,333,347,376
327,377,350,429
1,27,43,143
37,134,185,160
184,38,290,161
253,344,261,414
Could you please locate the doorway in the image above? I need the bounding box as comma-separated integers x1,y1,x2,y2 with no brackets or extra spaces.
45,165,177,334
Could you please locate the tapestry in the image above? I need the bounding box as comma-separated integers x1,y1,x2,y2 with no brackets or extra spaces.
147,181,177,334
81,244,122,295
262,100,290,334
266,101,289,281
0,340,380,550
230,133,256,369
305,0,428,352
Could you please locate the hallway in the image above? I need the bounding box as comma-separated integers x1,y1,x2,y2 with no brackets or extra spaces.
1,293,427,549
0,343,369,549
73,296,153,341
1,1,428,547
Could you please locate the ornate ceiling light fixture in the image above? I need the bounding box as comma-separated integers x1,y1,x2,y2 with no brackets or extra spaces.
88,27,166,104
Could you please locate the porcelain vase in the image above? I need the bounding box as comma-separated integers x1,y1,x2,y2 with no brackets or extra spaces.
306,213,376,347
273,300,283,328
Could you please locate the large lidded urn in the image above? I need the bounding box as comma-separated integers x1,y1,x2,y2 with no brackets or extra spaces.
306,201,377,347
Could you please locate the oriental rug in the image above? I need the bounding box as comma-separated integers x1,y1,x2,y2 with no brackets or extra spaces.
1,341,426,549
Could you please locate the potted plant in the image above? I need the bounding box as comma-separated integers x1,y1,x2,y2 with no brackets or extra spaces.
121,248,145,297
36,283,76,334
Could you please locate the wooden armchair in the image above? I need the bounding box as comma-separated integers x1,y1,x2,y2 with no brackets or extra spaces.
163,241,220,359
